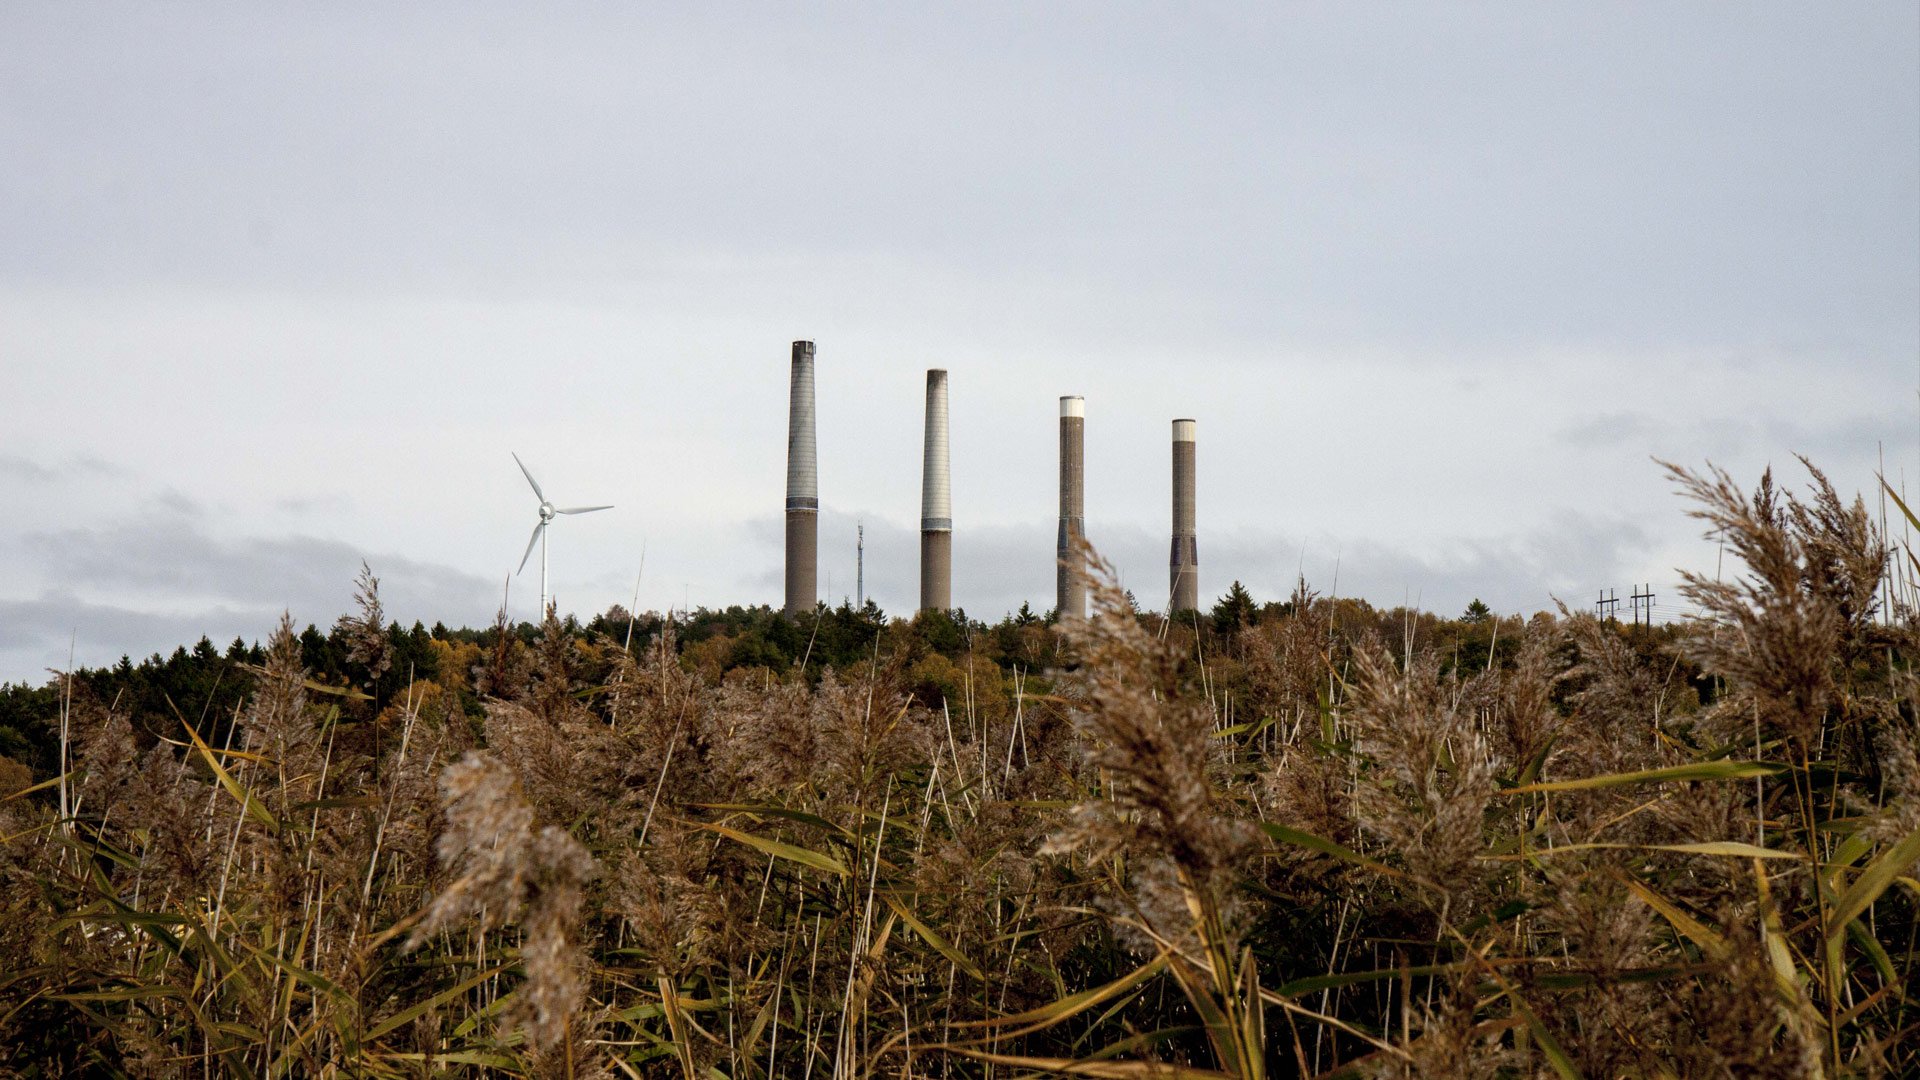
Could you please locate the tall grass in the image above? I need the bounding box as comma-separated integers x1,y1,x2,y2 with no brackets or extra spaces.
3,459,1918,1077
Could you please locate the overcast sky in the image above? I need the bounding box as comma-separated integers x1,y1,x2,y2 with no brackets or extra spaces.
2,4,1916,681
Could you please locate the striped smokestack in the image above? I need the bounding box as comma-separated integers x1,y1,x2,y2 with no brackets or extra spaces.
784,341,818,616
919,369,952,612
1169,418,1199,612
1056,395,1086,621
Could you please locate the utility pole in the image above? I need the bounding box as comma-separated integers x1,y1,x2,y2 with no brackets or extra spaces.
1630,583,1655,627
856,521,865,609
1598,588,1620,623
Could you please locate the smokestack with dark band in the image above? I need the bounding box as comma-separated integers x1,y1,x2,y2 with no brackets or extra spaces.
784,340,818,616
920,369,952,612
1057,395,1086,621
1169,418,1199,613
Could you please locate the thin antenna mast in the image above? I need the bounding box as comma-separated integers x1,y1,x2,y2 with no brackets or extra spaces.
623,542,646,654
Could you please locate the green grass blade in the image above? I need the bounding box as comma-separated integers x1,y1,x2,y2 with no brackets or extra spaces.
182,716,278,833
949,953,1168,1033
1259,822,1408,880
1827,822,1920,944
364,964,505,1042
689,820,850,877
1504,760,1779,795
881,892,987,981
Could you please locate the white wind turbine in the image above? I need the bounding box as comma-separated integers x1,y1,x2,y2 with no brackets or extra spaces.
512,452,612,616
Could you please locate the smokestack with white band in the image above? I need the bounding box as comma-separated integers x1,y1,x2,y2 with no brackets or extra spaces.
784,341,818,616
1169,418,1199,612
1057,395,1086,621
919,369,952,612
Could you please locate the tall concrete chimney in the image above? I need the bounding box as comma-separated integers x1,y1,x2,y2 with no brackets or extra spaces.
920,369,952,612
1170,418,1199,612
784,341,818,616
1056,395,1086,621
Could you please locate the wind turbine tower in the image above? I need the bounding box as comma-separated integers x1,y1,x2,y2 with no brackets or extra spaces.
512,452,612,617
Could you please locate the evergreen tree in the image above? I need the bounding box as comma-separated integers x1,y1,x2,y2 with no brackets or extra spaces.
1211,580,1257,633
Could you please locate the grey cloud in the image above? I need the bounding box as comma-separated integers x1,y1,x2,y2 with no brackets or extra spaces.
1558,411,1911,464
25,517,483,614
152,489,203,518
0,454,119,483
1562,413,1663,450
739,515,792,597
1,6,1912,364
4,502,497,680
1771,414,1920,465
0,591,283,684
0,457,59,484
273,493,353,515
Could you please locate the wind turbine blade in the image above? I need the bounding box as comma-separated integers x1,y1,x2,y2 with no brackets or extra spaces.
516,522,545,575
554,505,613,515
511,452,546,502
